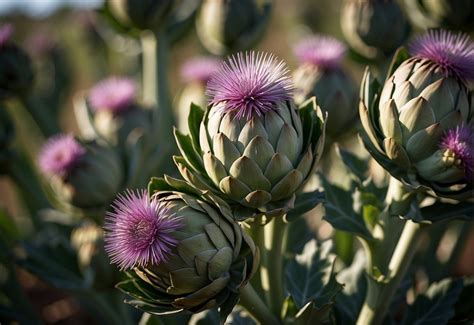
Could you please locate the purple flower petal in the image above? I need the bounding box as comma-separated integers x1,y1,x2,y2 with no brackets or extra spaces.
294,35,346,69
181,56,222,83
88,77,136,113
410,29,474,81
38,134,86,176
104,190,183,270
0,24,13,48
207,51,293,120
440,125,474,179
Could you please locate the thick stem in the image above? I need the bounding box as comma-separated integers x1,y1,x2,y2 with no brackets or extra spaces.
239,283,280,325
357,220,425,325
140,31,158,106
260,217,287,318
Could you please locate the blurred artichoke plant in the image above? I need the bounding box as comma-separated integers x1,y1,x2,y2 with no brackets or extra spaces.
293,35,358,141
404,0,474,31
108,0,173,31
38,134,123,213
359,30,474,200
174,52,325,216
196,0,272,55
341,0,410,60
105,179,258,320
0,106,14,173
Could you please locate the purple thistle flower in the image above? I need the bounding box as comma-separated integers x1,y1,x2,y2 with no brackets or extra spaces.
294,35,347,69
440,125,474,179
38,134,86,176
104,190,183,270
409,30,474,81
88,77,136,113
207,51,293,120
181,56,222,83
0,24,13,48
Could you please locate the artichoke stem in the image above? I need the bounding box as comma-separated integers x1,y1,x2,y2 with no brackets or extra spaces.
239,283,280,325
260,216,287,318
356,220,426,325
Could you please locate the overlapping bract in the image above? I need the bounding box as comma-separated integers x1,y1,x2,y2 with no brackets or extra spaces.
360,53,473,200
116,177,258,318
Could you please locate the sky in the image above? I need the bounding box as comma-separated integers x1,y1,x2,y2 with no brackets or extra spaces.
0,0,103,17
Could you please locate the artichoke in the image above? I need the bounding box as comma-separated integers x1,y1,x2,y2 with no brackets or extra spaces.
359,30,474,200
108,0,173,30
174,52,325,217
341,0,410,60
107,177,258,320
196,0,272,55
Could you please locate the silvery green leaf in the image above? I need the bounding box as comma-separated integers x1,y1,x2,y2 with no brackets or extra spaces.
418,201,474,223
335,145,369,182
286,190,325,222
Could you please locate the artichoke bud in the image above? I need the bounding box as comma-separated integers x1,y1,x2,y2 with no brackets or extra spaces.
0,24,34,101
105,184,258,317
39,135,123,212
341,0,410,59
359,30,474,200
196,0,272,55
175,52,325,215
109,0,173,30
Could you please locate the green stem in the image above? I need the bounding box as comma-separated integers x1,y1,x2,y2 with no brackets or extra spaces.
357,220,426,325
260,217,287,317
239,283,280,325
20,97,59,137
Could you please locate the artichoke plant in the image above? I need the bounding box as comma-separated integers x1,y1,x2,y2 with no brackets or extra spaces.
174,52,325,217
105,177,258,320
108,0,173,30
360,30,474,200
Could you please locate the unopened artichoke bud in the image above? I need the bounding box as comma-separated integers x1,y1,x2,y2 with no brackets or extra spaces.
174,52,325,216
71,222,119,289
108,0,173,30
293,35,358,141
0,24,34,100
104,181,258,318
177,56,221,133
38,134,123,210
196,0,272,55
88,77,151,146
341,0,410,60
404,0,474,31
359,30,474,200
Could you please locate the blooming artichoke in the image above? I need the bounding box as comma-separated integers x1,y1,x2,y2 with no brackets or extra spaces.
196,0,272,55
359,30,474,200
105,178,258,320
341,0,410,60
174,52,325,216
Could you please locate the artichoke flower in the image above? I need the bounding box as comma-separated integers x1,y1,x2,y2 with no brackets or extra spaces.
359,30,474,200
174,52,325,217
105,178,258,320
293,35,358,141
196,0,272,55
38,134,123,212
341,0,410,60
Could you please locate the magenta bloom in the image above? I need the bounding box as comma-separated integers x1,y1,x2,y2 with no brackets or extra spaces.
409,30,474,81
0,24,13,48
88,77,136,113
294,35,347,69
207,52,293,120
38,134,86,176
440,125,474,179
180,56,221,83
104,190,183,270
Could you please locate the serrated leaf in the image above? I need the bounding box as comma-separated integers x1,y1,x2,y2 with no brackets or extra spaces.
286,190,325,222
285,217,315,255
285,240,343,318
418,201,474,223
173,129,205,174
401,278,463,325
335,146,369,181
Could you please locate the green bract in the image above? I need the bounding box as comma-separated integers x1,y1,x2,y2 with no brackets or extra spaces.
174,99,325,218
118,176,258,320
360,51,473,200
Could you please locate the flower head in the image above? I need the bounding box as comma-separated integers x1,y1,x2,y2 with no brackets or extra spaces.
207,51,293,120
409,30,474,81
180,56,221,83
38,134,86,176
89,77,136,113
440,125,474,179
0,24,13,48
104,190,183,270
294,35,347,69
